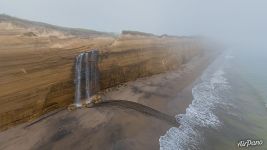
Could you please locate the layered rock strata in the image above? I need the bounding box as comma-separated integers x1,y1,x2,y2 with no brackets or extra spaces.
0,15,211,130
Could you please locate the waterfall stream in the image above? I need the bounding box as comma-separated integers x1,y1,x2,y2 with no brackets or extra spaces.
74,50,99,107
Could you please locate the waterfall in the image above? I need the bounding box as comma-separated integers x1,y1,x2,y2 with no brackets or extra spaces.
74,53,84,107
85,53,90,100
74,50,99,107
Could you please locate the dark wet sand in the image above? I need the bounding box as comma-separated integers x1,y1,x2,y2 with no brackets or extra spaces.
0,54,214,150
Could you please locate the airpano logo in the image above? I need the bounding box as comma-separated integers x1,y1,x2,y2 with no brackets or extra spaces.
237,139,263,148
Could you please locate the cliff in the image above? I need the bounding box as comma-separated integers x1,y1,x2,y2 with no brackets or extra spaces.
0,15,210,131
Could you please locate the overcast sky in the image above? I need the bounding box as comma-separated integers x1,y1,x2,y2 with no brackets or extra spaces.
1,0,267,45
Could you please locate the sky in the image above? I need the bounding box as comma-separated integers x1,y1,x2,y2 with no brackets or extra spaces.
1,0,267,46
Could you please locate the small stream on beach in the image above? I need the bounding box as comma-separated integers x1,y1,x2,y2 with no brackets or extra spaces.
160,48,267,150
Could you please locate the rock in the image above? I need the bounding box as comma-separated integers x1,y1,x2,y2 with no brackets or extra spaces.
67,104,77,111
91,95,102,104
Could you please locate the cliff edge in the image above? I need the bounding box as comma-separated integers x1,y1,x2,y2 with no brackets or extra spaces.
0,15,214,131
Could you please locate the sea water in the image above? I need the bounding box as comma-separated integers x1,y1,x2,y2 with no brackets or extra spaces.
160,48,267,150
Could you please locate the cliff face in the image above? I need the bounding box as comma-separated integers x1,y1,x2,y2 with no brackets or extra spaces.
0,15,208,131
98,34,204,89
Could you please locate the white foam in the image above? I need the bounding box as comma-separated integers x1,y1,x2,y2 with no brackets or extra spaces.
159,69,231,150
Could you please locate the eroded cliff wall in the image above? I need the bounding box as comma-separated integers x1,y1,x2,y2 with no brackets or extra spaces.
0,15,209,131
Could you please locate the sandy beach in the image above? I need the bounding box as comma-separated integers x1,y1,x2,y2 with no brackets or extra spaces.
0,53,215,150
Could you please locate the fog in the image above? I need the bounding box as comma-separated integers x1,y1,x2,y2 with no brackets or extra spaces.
1,0,267,47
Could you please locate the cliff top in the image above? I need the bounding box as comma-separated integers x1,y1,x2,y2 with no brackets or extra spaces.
0,14,196,40
0,14,115,38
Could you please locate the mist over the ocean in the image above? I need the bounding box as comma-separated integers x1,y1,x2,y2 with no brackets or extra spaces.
232,47,267,103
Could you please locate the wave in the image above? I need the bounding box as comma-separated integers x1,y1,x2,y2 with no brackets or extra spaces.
159,65,232,150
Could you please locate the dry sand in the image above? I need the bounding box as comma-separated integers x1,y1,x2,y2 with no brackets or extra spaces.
0,54,214,150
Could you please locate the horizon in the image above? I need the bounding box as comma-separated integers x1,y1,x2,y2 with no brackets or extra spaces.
1,0,267,46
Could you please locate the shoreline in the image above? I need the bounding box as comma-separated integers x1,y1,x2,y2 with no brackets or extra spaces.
0,52,217,150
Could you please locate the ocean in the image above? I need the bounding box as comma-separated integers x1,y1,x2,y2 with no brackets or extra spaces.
159,48,267,150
